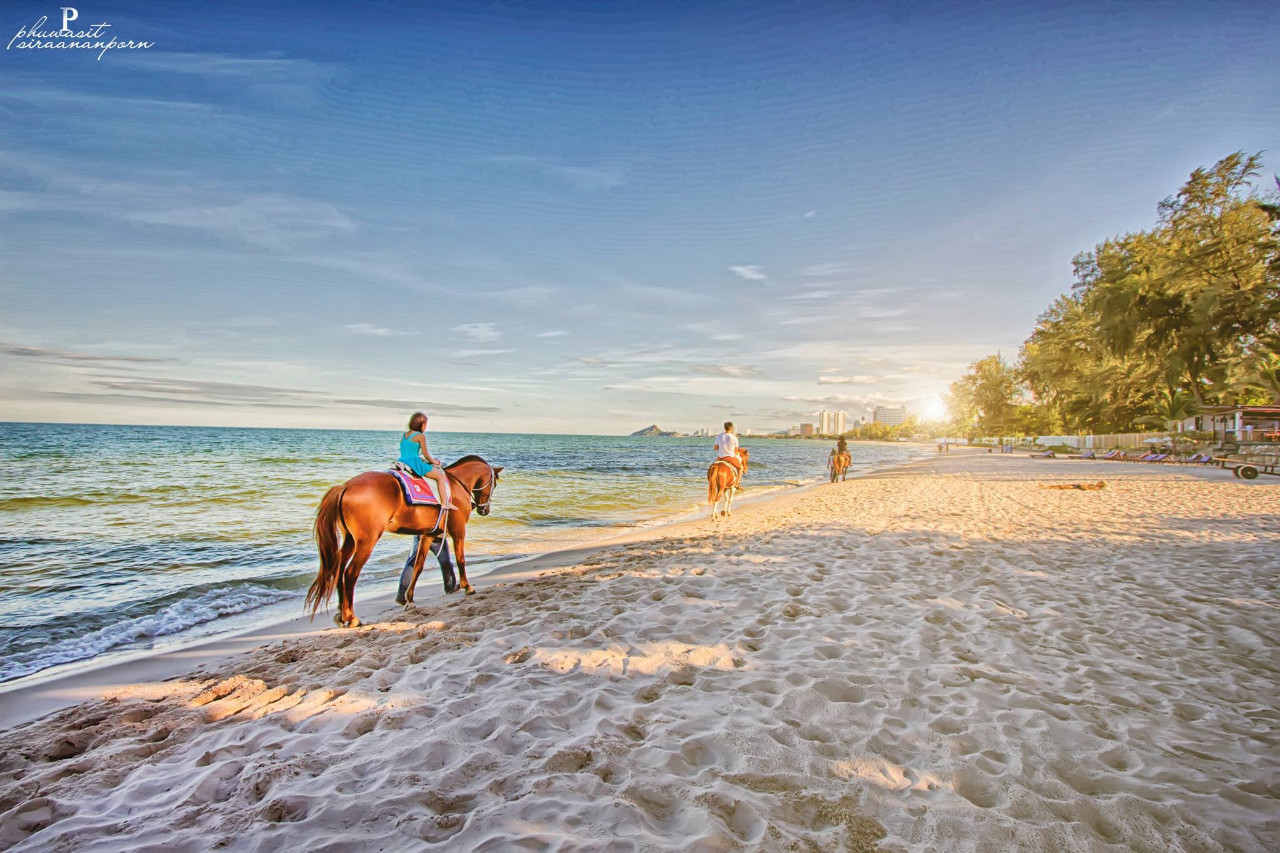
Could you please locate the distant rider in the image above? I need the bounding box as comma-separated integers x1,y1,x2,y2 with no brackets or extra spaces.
713,421,742,475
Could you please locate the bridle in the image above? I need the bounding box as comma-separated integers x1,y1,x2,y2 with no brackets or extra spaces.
469,460,498,513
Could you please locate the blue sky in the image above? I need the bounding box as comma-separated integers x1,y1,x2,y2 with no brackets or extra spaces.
2,1,1277,433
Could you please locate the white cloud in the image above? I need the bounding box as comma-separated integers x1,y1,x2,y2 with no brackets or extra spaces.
127,194,355,251
690,364,761,378
485,156,627,191
537,330,569,338
803,210,817,218
729,265,768,282
455,323,501,342
344,323,397,337
817,375,883,385
802,263,849,277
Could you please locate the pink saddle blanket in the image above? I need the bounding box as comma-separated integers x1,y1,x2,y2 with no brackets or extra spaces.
389,468,441,506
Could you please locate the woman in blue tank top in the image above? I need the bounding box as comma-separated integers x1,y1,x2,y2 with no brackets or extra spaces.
399,412,451,504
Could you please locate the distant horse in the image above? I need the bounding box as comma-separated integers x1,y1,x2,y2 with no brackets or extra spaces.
307,455,502,628
707,448,749,520
829,451,851,483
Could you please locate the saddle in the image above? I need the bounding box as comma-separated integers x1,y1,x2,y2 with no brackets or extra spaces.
713,457,744,487
390,464,442,505
390,464,449,534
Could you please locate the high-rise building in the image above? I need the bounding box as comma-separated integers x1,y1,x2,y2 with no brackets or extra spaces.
873,405,907,426
834,411,847,435
800,423,815,436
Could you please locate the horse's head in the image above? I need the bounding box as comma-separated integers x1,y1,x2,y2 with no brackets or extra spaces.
447,456,503,516
473,464,503,515
738,448,749,470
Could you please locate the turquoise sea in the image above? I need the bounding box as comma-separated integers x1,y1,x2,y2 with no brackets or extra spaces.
0,424,929,684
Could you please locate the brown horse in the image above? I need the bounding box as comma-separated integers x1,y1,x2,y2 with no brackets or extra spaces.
707,448,749,519
830,451,851,482
307,455,502,628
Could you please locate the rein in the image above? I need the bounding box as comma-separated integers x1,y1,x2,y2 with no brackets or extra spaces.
449,460,497,512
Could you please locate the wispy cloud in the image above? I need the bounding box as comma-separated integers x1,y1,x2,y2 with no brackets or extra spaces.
485,156,627,191
803,210,817,218
728,265,768,282
537,330,569,338
802,263,849,277
330,396,498,413
1,343,174,364
129,194,354,251
817,374,882,385
31,373,498,413
116,52,327,78
455,323,501,342
344,323,398,336
690,364,761,378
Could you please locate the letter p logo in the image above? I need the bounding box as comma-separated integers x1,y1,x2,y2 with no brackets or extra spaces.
61,7,78,32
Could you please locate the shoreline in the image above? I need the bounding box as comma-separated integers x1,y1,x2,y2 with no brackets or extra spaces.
0,452,933,731
2,452,1273,851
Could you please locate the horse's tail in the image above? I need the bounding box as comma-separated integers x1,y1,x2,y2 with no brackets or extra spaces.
307,485,347,616
707,467,718,505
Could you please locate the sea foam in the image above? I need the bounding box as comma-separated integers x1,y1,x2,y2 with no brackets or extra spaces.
0,584,292,682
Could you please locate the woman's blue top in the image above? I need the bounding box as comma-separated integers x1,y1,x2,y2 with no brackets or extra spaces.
398,431,434,476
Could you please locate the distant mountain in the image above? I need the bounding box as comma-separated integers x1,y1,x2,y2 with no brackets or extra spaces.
631,424,682,437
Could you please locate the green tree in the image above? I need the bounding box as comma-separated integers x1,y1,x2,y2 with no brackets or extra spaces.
1016,151,1279,431
1092,152,1279,404
1135,388,1201,433
947,355,1021,435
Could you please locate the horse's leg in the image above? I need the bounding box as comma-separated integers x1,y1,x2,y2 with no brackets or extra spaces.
452,533,475,595
334,531,357,623
338,535,378,628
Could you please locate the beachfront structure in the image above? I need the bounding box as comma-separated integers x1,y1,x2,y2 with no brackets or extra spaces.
815,410,848,435
873,405,907,426
1181,405,1280,445
800,423,815,436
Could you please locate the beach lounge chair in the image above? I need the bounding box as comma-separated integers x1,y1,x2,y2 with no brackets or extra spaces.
1098,450,1121,460
1148,453,1169,462
1030,450,1056,458
1068,450,1096,459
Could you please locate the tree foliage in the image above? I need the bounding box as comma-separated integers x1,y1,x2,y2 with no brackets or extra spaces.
946,354,1021,435
1012,152,1279,433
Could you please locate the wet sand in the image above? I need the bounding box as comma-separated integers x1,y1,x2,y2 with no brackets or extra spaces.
0,454,1276,851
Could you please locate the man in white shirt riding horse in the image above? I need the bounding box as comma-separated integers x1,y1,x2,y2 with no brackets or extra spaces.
714,421,742,474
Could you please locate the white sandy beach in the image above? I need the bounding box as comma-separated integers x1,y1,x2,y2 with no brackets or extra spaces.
0,454,1277,852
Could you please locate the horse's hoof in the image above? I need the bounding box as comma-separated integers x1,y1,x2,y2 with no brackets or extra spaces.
395,596,406,606
349,616,362,628
333,613,345,627
463,585,476,596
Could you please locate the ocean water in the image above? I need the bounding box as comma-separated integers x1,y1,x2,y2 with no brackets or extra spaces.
0,424,928,684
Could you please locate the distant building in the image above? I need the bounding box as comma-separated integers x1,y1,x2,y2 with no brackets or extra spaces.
800,423,815,436
817,409,847,435
873,405,907,426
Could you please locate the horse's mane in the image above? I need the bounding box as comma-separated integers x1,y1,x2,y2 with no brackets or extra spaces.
446,454,488,469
